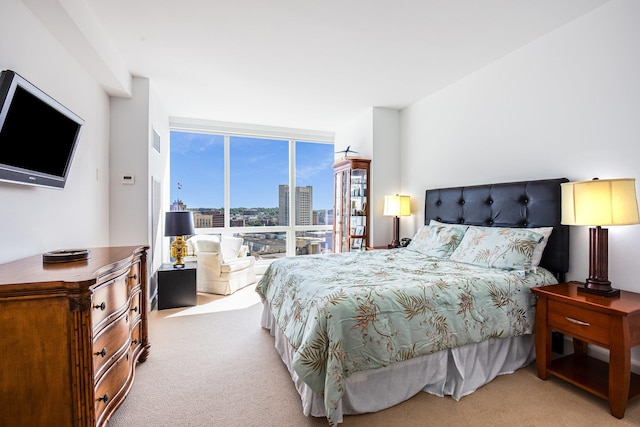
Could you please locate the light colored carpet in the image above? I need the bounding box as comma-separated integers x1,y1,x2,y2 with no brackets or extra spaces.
109,284,640,426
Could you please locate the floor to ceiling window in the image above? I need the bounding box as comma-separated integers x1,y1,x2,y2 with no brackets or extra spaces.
169,122,334,260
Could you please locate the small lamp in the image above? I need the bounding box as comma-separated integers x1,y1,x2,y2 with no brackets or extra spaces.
165,211,195,268
561,178,640,297
383,194,411,248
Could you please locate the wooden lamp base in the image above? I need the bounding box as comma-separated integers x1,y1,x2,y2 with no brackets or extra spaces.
577,226,620,297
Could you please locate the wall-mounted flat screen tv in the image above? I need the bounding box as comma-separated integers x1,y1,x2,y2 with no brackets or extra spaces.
0,70,84,189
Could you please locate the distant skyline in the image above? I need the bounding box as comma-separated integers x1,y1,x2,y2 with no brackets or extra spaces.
170,131,334,210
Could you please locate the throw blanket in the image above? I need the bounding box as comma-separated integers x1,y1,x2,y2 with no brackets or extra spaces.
256,249,556,426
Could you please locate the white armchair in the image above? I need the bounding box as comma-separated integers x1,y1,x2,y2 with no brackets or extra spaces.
185,235,257,295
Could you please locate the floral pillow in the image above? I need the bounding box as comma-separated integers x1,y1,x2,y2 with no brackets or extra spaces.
406,225,467,258
429,219,470,233
449,226,543,272
432,220,553,271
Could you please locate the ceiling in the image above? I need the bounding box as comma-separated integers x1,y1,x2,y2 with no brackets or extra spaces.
33,0,610,132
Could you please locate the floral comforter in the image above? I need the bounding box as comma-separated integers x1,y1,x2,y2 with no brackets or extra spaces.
256,248,557,426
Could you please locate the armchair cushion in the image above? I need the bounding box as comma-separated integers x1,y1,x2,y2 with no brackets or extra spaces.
220,256,255,273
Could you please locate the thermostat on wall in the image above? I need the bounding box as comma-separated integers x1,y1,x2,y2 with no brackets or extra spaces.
122,175,135,184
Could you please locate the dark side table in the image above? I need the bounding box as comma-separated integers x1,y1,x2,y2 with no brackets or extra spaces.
157,262,197,310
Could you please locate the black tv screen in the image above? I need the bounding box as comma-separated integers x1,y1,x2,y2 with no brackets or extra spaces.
0,70,84,189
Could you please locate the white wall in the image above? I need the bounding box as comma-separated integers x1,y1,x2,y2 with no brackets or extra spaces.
371,108,401,246
400,0,640,291
110,77,169,271
0,1,169,268
149,84,171,271
335,107,401,247
400,0,640,363
109,78,151,247
0,0,110,263
334,108,374,160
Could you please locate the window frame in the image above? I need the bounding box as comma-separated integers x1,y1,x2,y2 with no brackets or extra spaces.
169,118,335,257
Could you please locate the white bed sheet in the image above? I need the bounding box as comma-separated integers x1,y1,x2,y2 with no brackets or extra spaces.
261,302,535,424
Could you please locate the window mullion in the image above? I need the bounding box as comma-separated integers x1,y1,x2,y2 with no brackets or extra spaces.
288,139,296,256
224,134,231,233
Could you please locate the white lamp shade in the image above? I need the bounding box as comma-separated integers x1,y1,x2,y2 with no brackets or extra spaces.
383,195,411,217
561,178,640,226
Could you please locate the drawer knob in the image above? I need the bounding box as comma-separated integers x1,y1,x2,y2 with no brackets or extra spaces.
566,317,590,326
93,302,106,311
95,347,107,358
132,338,139,345
131,306,139,313
128,273,138,281
98,393,109,403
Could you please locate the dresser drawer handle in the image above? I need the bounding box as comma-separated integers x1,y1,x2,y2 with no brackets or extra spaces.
128,274,138,281
93,302,106,311
98,393,109,403
95,347,107,358
131,306,139,313
566,317,590,326
132,338,139,345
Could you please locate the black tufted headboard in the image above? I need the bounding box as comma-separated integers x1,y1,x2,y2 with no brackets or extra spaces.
424,178,569,280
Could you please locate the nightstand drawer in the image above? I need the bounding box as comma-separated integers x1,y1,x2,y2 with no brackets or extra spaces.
548,300,611,346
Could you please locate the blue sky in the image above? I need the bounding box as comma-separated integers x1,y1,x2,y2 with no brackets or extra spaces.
170,131,334,210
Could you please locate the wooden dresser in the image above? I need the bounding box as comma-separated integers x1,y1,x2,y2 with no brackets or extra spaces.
0,246,150,426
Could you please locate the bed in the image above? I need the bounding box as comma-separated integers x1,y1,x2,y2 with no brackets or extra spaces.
256,178,569,426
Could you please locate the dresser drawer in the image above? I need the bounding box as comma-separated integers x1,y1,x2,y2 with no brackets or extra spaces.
130,319,144,360
93,311,131,379
129,290,143,323
92,273,129,330
94,350,133,425
128,261,141,291
548,300,611,346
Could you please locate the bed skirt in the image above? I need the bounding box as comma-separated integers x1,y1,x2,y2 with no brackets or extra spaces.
261,301,535,424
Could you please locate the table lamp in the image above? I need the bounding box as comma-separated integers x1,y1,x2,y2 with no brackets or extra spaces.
165,211,195,268
383,194,410,248
561,178,640,296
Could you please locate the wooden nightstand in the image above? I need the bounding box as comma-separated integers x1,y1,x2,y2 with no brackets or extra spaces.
532,282,640,418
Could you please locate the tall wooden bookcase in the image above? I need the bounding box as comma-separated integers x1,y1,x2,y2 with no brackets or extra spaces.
333,158,371,252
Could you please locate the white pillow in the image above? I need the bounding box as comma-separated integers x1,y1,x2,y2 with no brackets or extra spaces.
187,234,219,254
197,239,220,253
221,236,243,261
528,227,553,271
186,237,197,255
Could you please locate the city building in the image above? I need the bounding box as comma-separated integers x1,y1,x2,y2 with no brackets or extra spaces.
278,185,313,226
